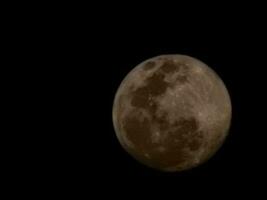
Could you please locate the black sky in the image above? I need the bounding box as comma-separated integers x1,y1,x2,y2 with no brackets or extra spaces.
84,10,265,194
16,3,266,197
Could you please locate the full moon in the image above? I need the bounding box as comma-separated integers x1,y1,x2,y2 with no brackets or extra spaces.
112,54,231,172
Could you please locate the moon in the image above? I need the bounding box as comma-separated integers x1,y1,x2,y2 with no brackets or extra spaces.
112,54,232,172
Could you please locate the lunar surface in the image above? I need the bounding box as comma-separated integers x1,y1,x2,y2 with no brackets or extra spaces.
112,54,231,172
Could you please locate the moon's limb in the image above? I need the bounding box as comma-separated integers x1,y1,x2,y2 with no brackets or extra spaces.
112,54,232,172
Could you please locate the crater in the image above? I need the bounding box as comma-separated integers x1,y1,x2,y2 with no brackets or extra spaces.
160,60,180,73
169,118,203,151
176,75,188,84
148,139,189,168
143,61,156,71
145,72,169,96
131,70,169,111
157,113,169,131
187,132,203,151
123,116,154,152
172,117,198,134
146,117,202,166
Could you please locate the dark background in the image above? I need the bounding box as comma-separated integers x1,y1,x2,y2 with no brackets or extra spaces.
69,13,265,195
9,3,266,197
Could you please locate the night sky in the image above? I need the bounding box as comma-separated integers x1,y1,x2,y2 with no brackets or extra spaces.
17,3,266,197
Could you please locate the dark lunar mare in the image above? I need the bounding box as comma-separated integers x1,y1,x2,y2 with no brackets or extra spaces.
122,60,203,168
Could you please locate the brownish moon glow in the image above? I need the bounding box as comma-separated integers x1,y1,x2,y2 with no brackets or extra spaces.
112,54,232,172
